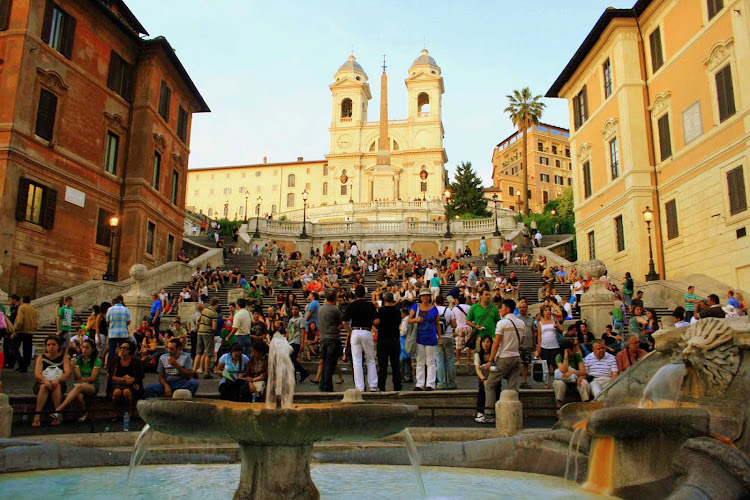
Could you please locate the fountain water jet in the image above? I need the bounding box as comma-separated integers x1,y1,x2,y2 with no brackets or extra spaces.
401,429,427,499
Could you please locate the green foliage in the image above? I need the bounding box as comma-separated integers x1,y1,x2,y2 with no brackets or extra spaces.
517,188,575,235
279,215,288,221
216,218,241,236
447,161,489,218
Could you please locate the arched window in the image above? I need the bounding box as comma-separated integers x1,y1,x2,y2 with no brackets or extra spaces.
341,98,353,118
287,174,295,187
271,204,277,213
418,92,430,116
323,164,328,176
208,208,213,216
369,141,376,152
287,193,295,207
393,140,400,151
239,206,244,216
223,205,229,217
323,182,328,195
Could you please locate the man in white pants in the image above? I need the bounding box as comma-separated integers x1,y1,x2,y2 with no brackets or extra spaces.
343,285,379,392
583,340,619,397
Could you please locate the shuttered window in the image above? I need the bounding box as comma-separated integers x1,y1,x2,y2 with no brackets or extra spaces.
152,152,161,191
649,27,664,73
41,1,76,59
35,89,57,141
715,65,736,123
707,0,724,20
158,80,171,121
95,208,113,247
727,166,747,216
603,58,612,98
286,193,295,207
171,170,179,204
615,216,625,252
167,234,175,261
0,0,12,31
322,182,328,195
610,138,620,179
177,106,188,142
583,161,592,199
665,199,679,240
16,178,56,229
588,231,596,260
657,114,672,161
107,50,134,101
104,131,119,174
146,222,155,255
573,85,588,130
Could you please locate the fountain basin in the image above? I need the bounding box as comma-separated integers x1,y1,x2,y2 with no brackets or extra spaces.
587,407,710,439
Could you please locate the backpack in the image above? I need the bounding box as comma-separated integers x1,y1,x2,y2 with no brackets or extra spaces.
438,307,450,337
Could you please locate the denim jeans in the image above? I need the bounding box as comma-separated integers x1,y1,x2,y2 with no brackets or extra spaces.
145,378,199,398
435,337,456,389
235,335,252,357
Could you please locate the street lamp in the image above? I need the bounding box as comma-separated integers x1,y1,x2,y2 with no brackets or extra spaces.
642,206,660,281
244,191,249,223
253,195,262,239
551,209,557,215
102,216,119,281
300,189,309,239
443,189,453,238
491,193,500,236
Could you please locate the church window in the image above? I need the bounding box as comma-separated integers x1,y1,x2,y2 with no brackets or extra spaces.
421,181,427,192
286,193,295,207
323,182,328,195
417,93,430,117
341,98,353,118
323,164,328,176
287,174,295,187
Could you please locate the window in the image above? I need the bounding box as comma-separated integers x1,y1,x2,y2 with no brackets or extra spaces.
565,148,570,157
657,114,672,161
239,187,245,193
665,199,679,239
255,171,261,177
555,175,564,185
272,185,277,192
543,191,549,204
208,208,213,216
305,182,311,190
223,187,231,194
167,234,174,261
35,88,57,141
341,184,348,196
256,185,261,192
104,131,119,175
614,216,625,252
146,221,155,255
209,189,214,195
555,159,561,168
421,181,427,192
323,182,328,195
323,165,328,176
588,231,596,259
552,145,558,155
707,0,724,20
270,204,277,214
241,172,246,178
568,178,572,185
41,1,76,58
537,142,544,152
0,0,11,31
583,161,592,199
287,174,295,187
16,178,56,229
573,86,588,129
727,166,747,216
540,174,550,183
417,93,430,115
539,156,550,166
171,170,179,204
509,186,515,196
95,208,113,247
151,152,161,190
715,65,736,123
341,98,352,118
158,80,171,121
603,58,612,98
177,105,188,141
223,205,228,217
239,206,244,216
649,27,664,73
609,138,620,179
107,50,133,100
286,193,295,207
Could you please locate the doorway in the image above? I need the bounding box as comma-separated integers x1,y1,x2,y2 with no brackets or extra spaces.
16,264,38,298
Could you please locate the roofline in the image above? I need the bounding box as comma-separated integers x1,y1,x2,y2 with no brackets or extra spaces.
495,122,570,148
188,159,327,172
545,1,653,98
143,37,210,112
88,0,148,39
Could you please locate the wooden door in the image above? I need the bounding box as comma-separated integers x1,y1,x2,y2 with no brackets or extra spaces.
16,264,38,299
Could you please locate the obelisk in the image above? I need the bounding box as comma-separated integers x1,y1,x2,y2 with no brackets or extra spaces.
372,56,394,200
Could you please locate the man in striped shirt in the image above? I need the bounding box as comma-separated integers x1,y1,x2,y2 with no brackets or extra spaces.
583,339,619,397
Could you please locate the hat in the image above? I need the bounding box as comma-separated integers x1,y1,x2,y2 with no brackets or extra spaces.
418,288,432,297
722,305,739,316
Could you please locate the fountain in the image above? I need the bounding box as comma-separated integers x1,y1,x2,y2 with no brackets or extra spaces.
137,334,418,499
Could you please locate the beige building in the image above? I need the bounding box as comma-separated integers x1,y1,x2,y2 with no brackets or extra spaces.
490,123,573,213
187,50,448,221
546,0,750,290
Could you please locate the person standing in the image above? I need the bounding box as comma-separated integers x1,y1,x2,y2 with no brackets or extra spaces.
535,305,560,388
407,288,440,391
434,295,457,390
683,286,700,322
105,297,131,370
344,285,379,392
376,292,402,392
150,293,162,334
12,296,37,373
286,305,310,383
515,299,536,389
503,239,512,266
318,291,348,392
56,296,75,349
227,298,252,356
465,289,501,351
195,297,219,377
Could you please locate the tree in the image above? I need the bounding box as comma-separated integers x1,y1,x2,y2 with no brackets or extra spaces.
504,88,545,216
555,187,574,219
447,161,489,218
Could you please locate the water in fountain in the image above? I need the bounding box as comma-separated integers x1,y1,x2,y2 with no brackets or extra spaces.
564,427,585,483
127,424,155,483
639,362,687,408
401,429,427,499
266,333,296,409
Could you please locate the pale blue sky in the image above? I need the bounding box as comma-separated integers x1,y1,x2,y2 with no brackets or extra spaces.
126,0,621,184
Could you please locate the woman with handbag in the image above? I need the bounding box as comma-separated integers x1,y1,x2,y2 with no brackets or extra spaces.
535,305,561,389
32,336,72,427
407,288,440,391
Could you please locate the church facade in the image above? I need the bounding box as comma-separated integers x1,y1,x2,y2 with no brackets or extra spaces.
186,50,448,221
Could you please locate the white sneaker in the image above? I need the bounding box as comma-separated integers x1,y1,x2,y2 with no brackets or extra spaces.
474,412,484,423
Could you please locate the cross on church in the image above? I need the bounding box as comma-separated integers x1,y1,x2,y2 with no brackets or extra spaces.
382,54,386,72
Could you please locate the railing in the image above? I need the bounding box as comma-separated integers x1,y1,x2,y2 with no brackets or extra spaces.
340,117,352,122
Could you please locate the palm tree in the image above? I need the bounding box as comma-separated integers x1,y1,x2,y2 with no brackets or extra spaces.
504,88,545,216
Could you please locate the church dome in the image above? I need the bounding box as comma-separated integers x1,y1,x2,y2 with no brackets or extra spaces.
337,54,366,76
410,49,439,69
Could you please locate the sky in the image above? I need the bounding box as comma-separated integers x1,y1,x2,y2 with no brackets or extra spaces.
125,0,623,184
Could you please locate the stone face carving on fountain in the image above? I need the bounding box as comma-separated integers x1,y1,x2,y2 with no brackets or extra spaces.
680,319,740,395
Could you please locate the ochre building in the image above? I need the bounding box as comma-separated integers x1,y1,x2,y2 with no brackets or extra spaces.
187,50,448,220
0,0,209,297
490,123,572,213
547,0,750,290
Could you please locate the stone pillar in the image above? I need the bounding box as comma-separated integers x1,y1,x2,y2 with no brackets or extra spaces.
578,260,614,337
495,389,523,437
296,239,312,260
236,444,318,500
122,264,153,330
0,393,12,438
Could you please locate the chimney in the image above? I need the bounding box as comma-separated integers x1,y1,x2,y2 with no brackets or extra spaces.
263,156,267,164
297,157,303,162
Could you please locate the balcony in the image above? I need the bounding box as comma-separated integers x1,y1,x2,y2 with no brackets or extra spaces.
340,117,352,122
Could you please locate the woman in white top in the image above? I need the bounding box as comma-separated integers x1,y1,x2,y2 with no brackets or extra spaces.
535,305,561,388
452,295,472,365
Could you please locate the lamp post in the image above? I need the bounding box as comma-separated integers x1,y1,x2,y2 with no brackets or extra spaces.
491,193,501,236
244,191,249,223
300,189,309,239
642,206,660,281
253,195,262,239
102,216,119,281
443,189,453,238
